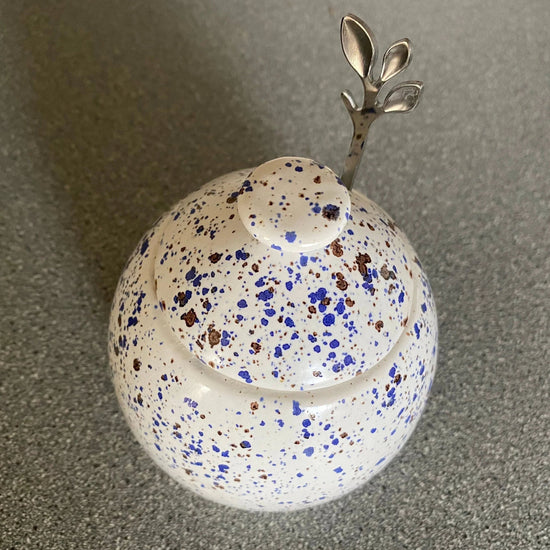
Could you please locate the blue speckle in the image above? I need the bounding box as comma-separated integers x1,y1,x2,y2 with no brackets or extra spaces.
323,313,335,326
421,303,427,312
237,299,248,308
302,419,311,427
414,323,421,339
295,166,303,172
322,204,340,219
284,317,295,328
300,255,308,267
333,466,343,473
303,446,314,456
127,316,138,327
240,440,251,449
185,267,196,281
286,281,293,291
258,289,274,301
329,339,340,349
255,277,266,287
292,400,302,416
285,231,297,243
376,457,386,466
212,445,220,452
218,464,229,473
238,370,252,383
398,291,405,303
140,238,149,255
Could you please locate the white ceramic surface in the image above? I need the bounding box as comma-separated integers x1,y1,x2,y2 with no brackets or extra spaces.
108,158,437,511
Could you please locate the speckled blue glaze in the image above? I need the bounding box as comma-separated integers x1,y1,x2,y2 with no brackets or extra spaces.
108,159,437,511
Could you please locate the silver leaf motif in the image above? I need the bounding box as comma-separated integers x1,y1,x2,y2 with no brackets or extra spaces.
340,14,377,80
339,15,423,191
383,81,423,113
380,39,412,83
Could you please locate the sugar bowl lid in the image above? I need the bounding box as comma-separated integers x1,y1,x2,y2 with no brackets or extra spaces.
154,157,414,391
238,157,351,252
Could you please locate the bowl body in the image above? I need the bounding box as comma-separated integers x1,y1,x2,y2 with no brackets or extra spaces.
108,168,437,511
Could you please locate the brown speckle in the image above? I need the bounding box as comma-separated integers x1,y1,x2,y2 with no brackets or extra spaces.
322,205,340,221
133,358,141,371
251,342,261,354
355,253,372,276
375,320,384,332
209,329,221,347
330,239,343,257
314,175,321,183
335,272,348,291
250,401,259,410
209,252,222,263
177,292,188,307
345,297,355,307
380,264,396,280
181,308,198,327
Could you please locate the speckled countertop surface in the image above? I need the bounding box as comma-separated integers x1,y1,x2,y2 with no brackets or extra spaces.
1,1,548,548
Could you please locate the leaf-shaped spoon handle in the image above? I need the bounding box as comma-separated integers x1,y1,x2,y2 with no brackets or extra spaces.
341,15,378,93
340,14,423,191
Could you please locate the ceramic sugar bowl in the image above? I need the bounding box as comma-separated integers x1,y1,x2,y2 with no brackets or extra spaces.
108,15,437,511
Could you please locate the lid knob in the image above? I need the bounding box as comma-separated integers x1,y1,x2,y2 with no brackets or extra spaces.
237,157,351,252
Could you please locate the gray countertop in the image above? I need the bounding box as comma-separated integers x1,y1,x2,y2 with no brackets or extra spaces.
1,1,548,548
